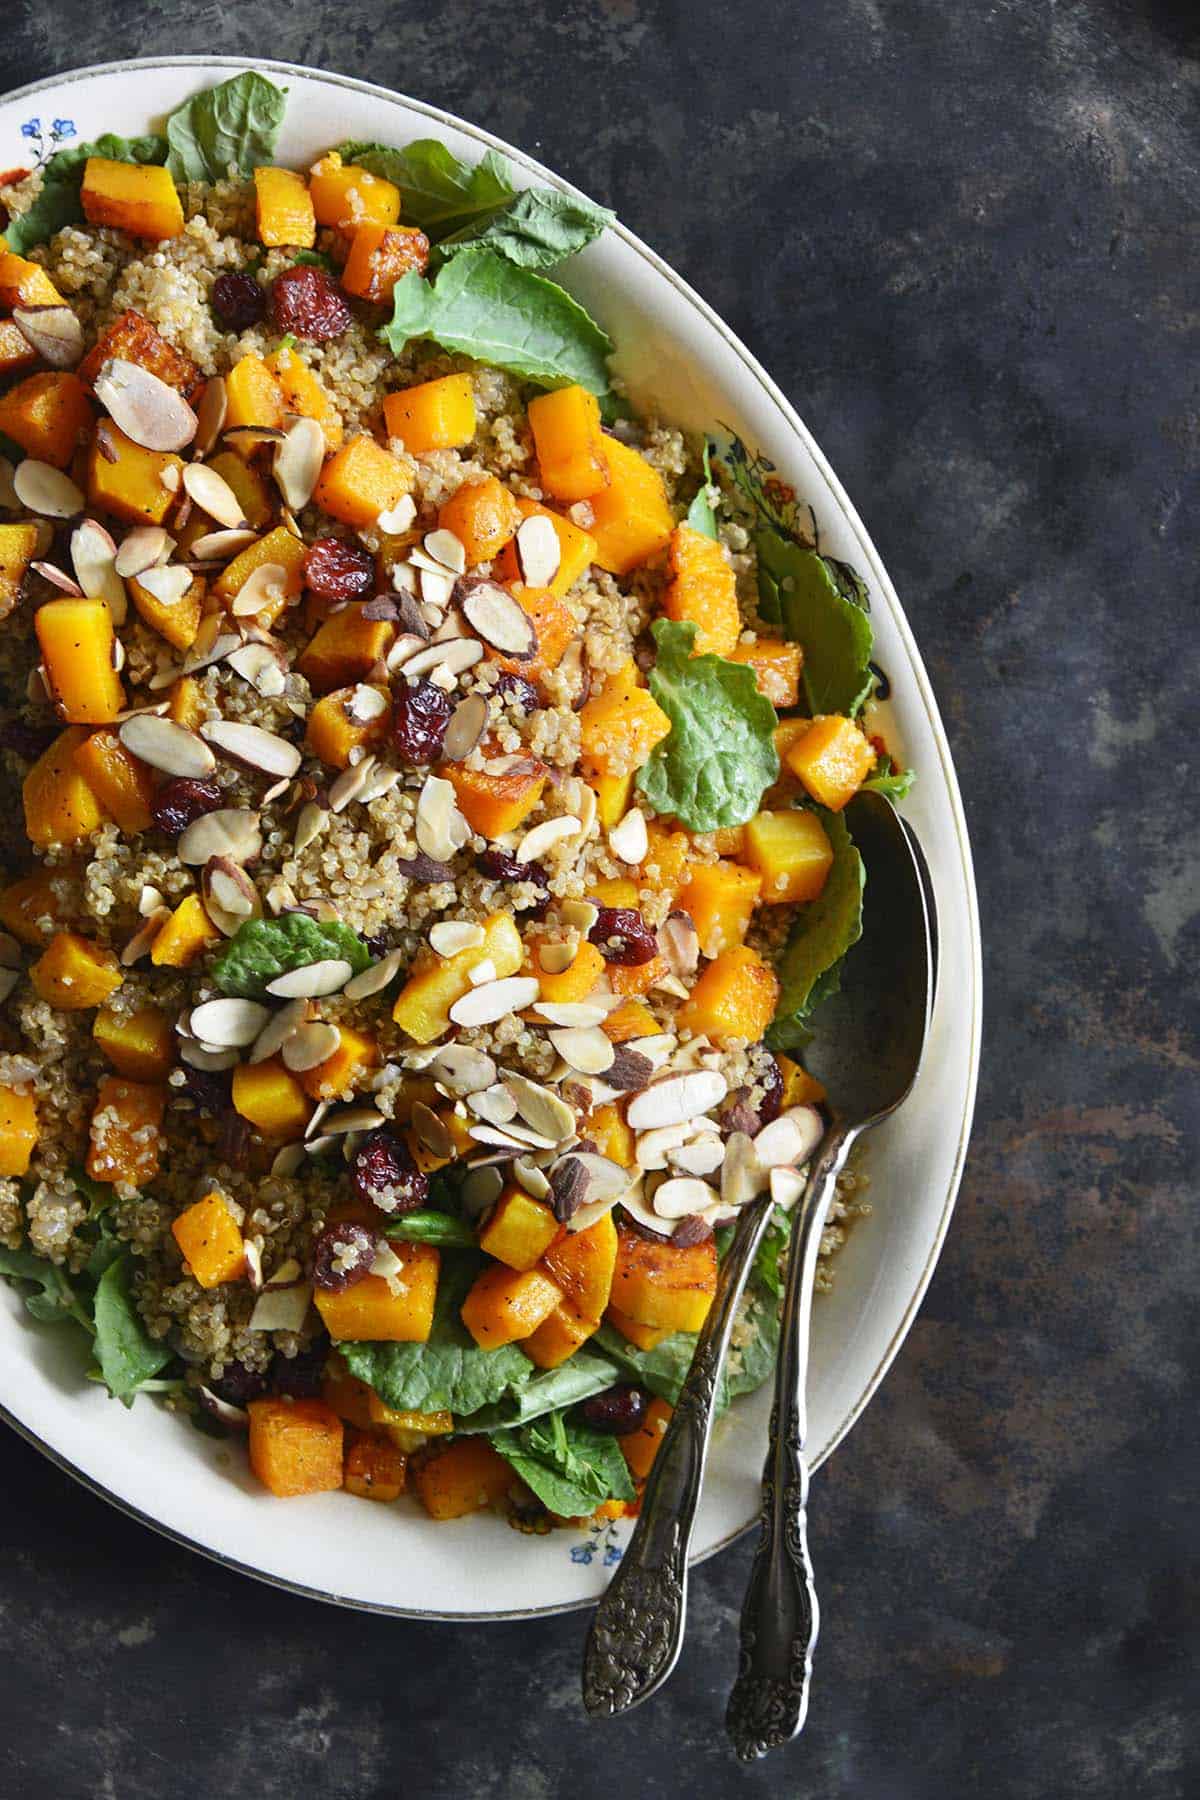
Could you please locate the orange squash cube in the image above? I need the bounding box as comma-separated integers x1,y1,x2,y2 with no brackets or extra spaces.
203,450,274,529
437,475,521,565
743,808,834,905
0,520,42,621
608,952,670,999
392,911,524,1044
167,675,207,731
308,151,401,232
340,221,430,303
412,1437,512,1520
321,1361,378,1428
22,729,107,849
676,944,780,1044
493,497,598,597
344,1430,407,1501
384,373,476,455
0,371,93,469
579,659,671,779
78,307,201,400
605,1304,670,1353
0,1086,38,1177
213,524,307,617
314,433,412,528
231,1058,313,1139
35,598,124,725
0,248,64,309
587,436,673,574
172,1190,246,1288
638,824,691,898
30,930,122,1009
223,353,285,439
478,1185,562,1271
446,754,547,839
86,1076,166,1187
73,730,155,833
264,344,343,450
620,1394,673,1478
461,1263,562,1348
529,936,605,1006
728,638,803,708
588,877,639,908
248,1397,344,1497
784,714,876,811
0,317,37,379
297,601,394,693
528,383,609,503
81,158,183,240
611,1221,717,1333
93,1005,174,1082
149,893,220,968
541,1212,618,1320
129,567,204,651
297,1023,378,1101
588,1103,635,1169
87,422,182,525
314,1244,439,1343
0,865,73,945
602,997,658,1043
662,523,741,657
488,585,576,685
589,768,634,831
304,685,391,769
676,860,763,958
253,166,316,247
365,1393,453,1449
777,1053,827,1108
522,1299,598,1369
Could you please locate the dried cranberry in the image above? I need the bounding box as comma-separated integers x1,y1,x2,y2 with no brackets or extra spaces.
211,270,266,331
210,1360,269,1406
579,1384,649,1437
753,1053,785,1126
363,930,389,958
350,1128,428,1215
588,905,658,966
495,672,540,714
271,1339,329,1399
175,1067,231,1115
721,1053,785,1137
311,1221,377,1292
392,679,453,764
270,265,353,342
304,536,375,603
152,776,223,837
475,849,550,915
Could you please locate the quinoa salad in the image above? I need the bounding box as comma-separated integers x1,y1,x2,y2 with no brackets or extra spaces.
0,74,903,1523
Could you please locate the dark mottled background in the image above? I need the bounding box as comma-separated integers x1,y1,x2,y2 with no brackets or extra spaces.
1,3,1197,1795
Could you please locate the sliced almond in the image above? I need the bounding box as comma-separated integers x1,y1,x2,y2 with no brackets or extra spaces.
548,1025,615,1075
618,1185,674,1238
753,1104,823,1168
119,907,170,965
328,756,376,812
190,996,272,1048
115,525,173,579
95,357,197,452
193,375,228,458
31,561,83,595
339,947,403,1002
248,998,309,1064
70,518,126,619
548,1150,629,1223
265,959,354,1000
409,1101,452,1159
14,459,84,519
448,975,540,1027
201,719,302,780
660,910,700,977
534,939,578,977
118,714,216,778
401,638,484,680
223,424,285,451
177,807,263,867
377,494,417,534
270,1142,306,1177
560,898,599,935
190,527,258,563
427,1043,496,1095
721,1130,765,1211
281,1020,340,1073
515,512,561,588
441,692,488,762
626,1069,729,1130
652,1174,718,1220
247,1280,311,1334
292,802,328,855
230,561,289,618
423,527,466,574
468,958,497,986
770,1165,807,1210
418,565,455,609
273,415,325,512
320,1103,386,1136
429,920,485,958
516,815,580,863
609,807,648,865
12,304,84,368
512,1157,552,1201
532,1000,609,1028
182,461,246,528
667,1135,725,1178
415,774,471,863
227,640,287,697
384,631,428,674
460,580,537,658
179,1038,240,1072
501,1071,576,1144
467,1084,519,1127
202,856,262,936
634,1121,693,1171
136,563,195,610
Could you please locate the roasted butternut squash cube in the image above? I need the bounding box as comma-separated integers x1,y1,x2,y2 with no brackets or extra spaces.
297,1023,378,1100
601,997,658,1043
522,1299,598,1369
0,371,93,468
478,1185,562,1271
86,1076,166,1186
205,450,275,529
608,952,668,1000
0,520,42,621
321,1361,377,1428
297,601,394,693
529,936,605,1006
73,730,155,833
308,150,401,232
213,524,306,614
611,1221,716,1332
588,1103,635,1168
172,1190,246,1288
0,318,37,379
437,474,521,565
579,659,670,779
620,1394,673,1479
365,1394,453,1451
528,383,609,503
304,684,390,768
129,567,204,651
590,768,634,831
248,1397,344,1497
392,911,523,1044
314,1244,439,1343
253,166,316,247
605,1304,670,1353
167,675,206,731
728,638,803,708
150,892,220,968
676,860,762,958
0,248,64,309
0,865,73,944
340,221,430,302
31,930,122,1009
231,1058,313,1139
35,598,124,724
446,754,547,839
676,944,780,1044
493,496,598,597
639,823,691,898
587,436,673,574
78,307,200,398
743,808,834,904
314,433,412,528
711,822,747,857
777,1053,827,1108
344,1430,407,1500
223,352,286,440
93,1004,174,1082
784,714,876,811
0,1086,38,1177
264,345,342,450
81,157,183,240
383,373,476,455
488,585,576,685
87,422,182,525
588,876,639,909
542,1211,618,1321
461,1262,562,1348
662,523,741,657
412,1437,512,1520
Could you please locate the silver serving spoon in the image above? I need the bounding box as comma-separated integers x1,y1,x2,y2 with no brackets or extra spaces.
582,792,936,1732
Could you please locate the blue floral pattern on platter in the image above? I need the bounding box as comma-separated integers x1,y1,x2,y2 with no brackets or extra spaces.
570,1515,624,1568
17,116,76,167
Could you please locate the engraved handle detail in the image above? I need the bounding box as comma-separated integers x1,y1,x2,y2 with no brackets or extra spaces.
726,1123,856,1760
582,1195,778,1717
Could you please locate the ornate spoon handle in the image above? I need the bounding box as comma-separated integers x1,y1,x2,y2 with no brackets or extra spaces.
726,1121,856,1760
582,1193,778,1717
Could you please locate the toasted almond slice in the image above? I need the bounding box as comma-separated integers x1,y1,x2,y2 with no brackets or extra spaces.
179,1038,240,1072
190,996,272,1048
547,1024,615,1075
548,1150,630,1223
720,1130,765,1211
190,527,258,563
95,357,198,452
560,898,599,935
415,773,471,863
660,910,700,977
667,1135,725,1178
201,718,302,780
618,1184,674,1238
114,525,173,579
516,815,581,863
118,713,216,778
119,906,170,965
247,1279,312,1334
320,1103,386,1136
532,1000,609,1028
408,1101,452,1159
423,527,466,574
460,580,537,658
177,807,263,867
292,801,329,856
514,512,561,587
402,638,484,680
377,494,416,534
32,560,83,595
201,855,261,935
501,1071,576,1144
467,958,496,988
70,517,126,618
441,692,488,763
248,997,309,1064
634,1121,693,1171
328,756,376,813
512,1157,552,1201
227,640,287,697
429,920,485,958
448,975,540,1027
14,459,84,519
428,1043,497,1095
265,959,354,1000
534,939,578,976
609,807,649,865
467,1084,519,1127
384,631,427,674
652,1174,719,1219
752,1104,823,1168
270,1142,306,1177
223,424,285,450
418,564,455,609
281,1020,341,1073
346,683,388,724
341,948,403,1002
626,1069,729,1130
230,561,289,618
136,563,194,609
273,415,325,512
182,461,246,528
13,304,84,368
193,375,228,458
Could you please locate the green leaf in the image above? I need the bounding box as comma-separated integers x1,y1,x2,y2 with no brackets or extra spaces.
724,1279,781,1400
381,248,613,399
767,809,865,1051
459,1349,622,1434
435,186,614,270
339,139,516,238
636,619,779,831
684,440,719,539
212,914,370,999
3,134,167,255
92,1254,171,1406
863,754,916,802
756,532,874,716
0,1243,93,1331
590,1321,702,1408
165,72,287,184
752,1205,793,1300
490,1414,634,1517
288,248,332,270
383,1211,478,1249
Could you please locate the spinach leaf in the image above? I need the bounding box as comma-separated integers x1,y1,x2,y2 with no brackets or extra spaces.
757,533,875,717
490,1413,634,1517
767,809,865,1051
3,134,167,255
684,439,719,539
339,139,516,238
381,248,613,399
212,914,370,999
459,1348,622,1434
436,186,613,270
590,1321,701,1408
0,1243,93,1332
383,1211,478,1249
92,1254,171,1406
752,1205,793,1300
863,753,916,802
165,72,286,184
725,1279,781,1400
637,619,779,831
